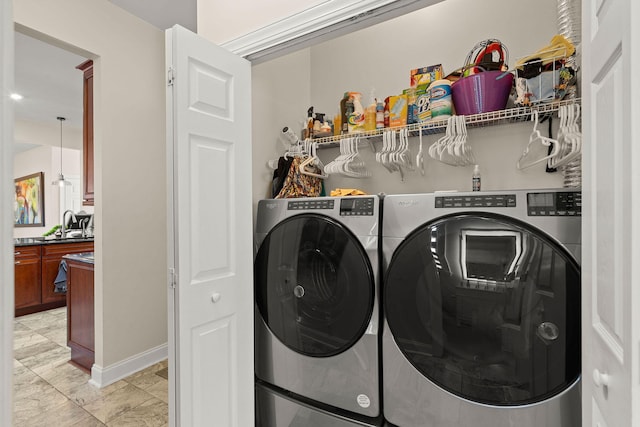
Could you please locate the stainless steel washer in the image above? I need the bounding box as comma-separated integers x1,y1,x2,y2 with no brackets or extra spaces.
254,196,382,425
381,189,581,427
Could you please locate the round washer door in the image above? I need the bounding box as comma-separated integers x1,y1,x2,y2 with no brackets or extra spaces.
385,213,581,406
255,213,375,358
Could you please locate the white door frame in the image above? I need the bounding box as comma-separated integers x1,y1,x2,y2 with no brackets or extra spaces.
0,0,14,425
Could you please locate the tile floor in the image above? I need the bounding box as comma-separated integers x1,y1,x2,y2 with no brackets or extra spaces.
13,307,169,426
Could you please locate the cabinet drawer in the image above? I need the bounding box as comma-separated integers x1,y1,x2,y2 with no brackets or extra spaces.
42,242,94,258
14,245,41,260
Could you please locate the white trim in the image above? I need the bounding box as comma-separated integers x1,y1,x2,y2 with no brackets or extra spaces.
219,0,443,63
0,1,14,425
89,343,168,388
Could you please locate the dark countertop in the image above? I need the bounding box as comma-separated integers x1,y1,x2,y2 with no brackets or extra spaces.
63,252,95,265
14,236,94,247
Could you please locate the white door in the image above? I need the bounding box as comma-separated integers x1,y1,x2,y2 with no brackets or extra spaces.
582,0,640,425
166,25,253,427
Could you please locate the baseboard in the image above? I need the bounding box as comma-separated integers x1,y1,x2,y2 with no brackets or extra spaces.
89,343,168,388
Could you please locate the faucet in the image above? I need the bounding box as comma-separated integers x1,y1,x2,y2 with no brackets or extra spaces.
61,210,77,238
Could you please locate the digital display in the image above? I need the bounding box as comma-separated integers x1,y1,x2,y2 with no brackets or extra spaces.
528,193,555,208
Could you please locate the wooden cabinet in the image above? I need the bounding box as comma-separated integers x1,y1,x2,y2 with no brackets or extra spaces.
66,257,94,372
14,245,41,311
14,240,94,317
76,59,94,206
41,241,94,305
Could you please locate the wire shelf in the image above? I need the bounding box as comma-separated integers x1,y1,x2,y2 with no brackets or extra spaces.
313,98,580,148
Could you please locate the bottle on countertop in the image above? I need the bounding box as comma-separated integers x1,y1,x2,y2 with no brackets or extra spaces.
472,164,481,191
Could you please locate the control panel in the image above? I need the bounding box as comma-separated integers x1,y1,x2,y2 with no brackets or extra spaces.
527,191,581,216
339,197,375,216
287,199,335,210
435,194,517,208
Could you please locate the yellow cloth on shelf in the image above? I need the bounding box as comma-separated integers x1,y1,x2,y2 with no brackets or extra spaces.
515,34,576,68
330,188,368,197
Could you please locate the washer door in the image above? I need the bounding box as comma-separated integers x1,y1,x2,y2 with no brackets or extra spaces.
255,214,374,358
385,213,581,406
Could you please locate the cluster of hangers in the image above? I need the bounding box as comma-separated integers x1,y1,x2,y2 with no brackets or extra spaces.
428,116,476,166
282,138,328,179
324,136,371,178
374,129,416,181
517,104,582,170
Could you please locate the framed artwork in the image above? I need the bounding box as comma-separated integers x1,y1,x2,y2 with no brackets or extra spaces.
14,172,45,227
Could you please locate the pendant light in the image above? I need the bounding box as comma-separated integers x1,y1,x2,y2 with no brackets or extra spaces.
52,116,71,187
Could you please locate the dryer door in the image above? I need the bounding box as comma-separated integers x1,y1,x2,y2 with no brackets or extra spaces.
255,213,374,357
385,213,581,406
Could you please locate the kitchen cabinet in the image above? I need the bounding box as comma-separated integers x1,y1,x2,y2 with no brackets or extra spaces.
65,255,94,372
41,241,94,305
76,59,94,206
14,240,94,317
14,245,41,311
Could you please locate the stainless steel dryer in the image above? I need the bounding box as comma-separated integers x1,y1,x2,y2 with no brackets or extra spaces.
254,196,382,425
381,189,581,427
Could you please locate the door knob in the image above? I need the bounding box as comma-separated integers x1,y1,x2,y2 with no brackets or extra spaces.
593,368,610,388
211,293,221,303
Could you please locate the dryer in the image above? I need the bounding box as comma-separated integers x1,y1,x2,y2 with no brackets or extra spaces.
381,189,581,427
254,196,382,425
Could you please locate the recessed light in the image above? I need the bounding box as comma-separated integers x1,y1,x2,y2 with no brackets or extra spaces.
10,93,23,101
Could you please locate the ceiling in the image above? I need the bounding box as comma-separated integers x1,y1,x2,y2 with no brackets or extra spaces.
13,0,197,153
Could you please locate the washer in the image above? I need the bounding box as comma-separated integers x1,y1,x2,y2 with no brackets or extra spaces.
381,189,581,427
254,196,382,424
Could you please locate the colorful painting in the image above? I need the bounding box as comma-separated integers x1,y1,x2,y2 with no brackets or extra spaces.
14,172,45,227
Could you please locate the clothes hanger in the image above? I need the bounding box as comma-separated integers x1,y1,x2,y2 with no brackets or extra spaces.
299,141,328,178
517,110,561,170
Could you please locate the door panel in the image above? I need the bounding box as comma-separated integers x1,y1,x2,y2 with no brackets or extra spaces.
167,25,253,427
582,0,638,425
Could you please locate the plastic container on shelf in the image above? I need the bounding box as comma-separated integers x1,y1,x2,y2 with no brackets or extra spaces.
451,66,514,115
427,79,453,121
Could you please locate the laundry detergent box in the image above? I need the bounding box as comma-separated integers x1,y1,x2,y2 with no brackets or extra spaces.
415,84,431,122
410,64,444,88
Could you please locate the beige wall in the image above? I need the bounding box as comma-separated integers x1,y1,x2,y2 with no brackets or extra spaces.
251,48,312,219
15,118,82,149
14,0,167,368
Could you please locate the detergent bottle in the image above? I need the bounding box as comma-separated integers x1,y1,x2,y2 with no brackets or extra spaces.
347,92,365,133
364,90,377,132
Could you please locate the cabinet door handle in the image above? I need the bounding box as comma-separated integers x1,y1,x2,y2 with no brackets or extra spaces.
14,251,21,255
15,261,21,265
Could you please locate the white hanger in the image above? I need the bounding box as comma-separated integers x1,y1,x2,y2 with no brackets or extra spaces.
300,141,328,178
517,110,560,170
416,125,425,176
549,103,581,168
